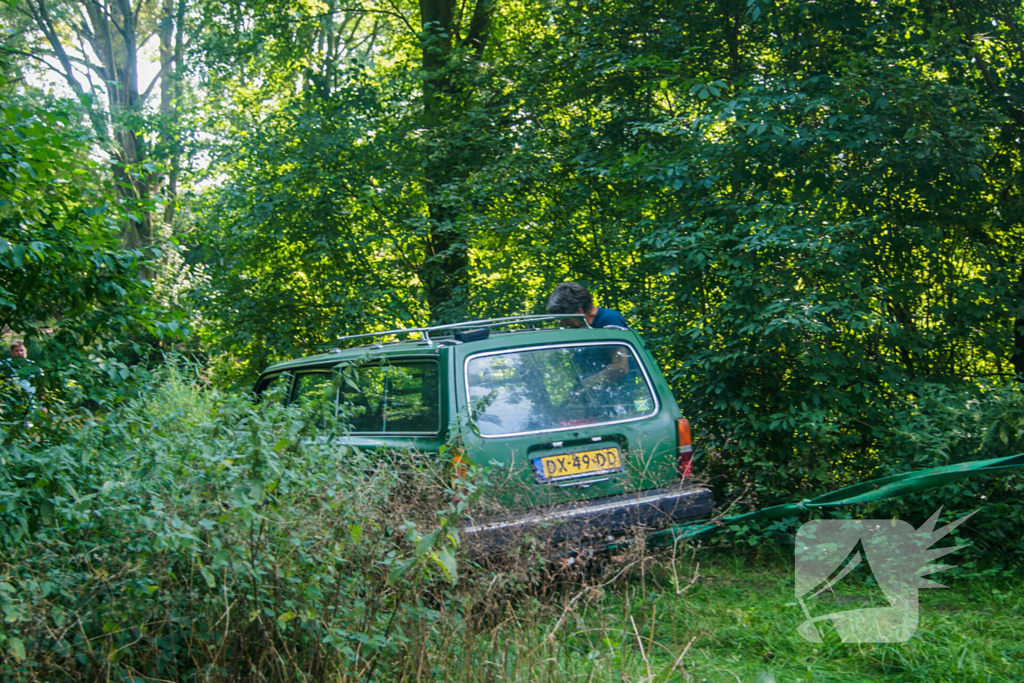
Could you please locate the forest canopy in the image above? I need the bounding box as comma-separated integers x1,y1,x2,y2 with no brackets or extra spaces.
2,0,1024,503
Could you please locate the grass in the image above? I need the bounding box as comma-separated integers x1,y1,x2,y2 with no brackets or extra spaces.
419,545,1024,683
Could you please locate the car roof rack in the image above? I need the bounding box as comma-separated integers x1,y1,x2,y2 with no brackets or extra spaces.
333,314,586,349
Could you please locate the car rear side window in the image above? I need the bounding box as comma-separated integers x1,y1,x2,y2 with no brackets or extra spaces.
293,371,335,404
338,361,440,434
465,343,657,437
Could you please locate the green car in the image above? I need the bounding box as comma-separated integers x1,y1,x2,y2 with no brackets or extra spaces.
254,315,712,550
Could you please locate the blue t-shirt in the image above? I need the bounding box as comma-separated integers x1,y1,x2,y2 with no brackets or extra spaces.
576,307,630,378
590,307,628,329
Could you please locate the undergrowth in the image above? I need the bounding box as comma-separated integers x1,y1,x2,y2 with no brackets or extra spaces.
1,366,1021,682
0,365,480,681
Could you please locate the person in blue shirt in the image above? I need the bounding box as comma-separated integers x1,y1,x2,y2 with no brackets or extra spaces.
546,282,630,389
546,282,628,329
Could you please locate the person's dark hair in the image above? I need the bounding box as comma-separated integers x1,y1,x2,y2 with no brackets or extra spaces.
547,282,594,315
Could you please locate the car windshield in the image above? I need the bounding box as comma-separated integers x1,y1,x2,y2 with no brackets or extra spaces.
465,344,657,437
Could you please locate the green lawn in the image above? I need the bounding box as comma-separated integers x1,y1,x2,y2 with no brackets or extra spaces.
436,549,1024,683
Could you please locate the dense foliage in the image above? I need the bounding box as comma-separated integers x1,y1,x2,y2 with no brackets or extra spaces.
0,367,481,680
182,0,1024,518
2,0,1024,675
0,77,188,443
0,83,142,340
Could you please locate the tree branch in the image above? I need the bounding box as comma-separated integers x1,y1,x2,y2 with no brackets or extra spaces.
114,0,134,43
461,0,493,58
454,0,469,40
320,6,416,35
379,0,418,35
78,31,99,92
17,45,107,74
84,0,120,109
108,5,125,35
0,46,70,81
948,0,1024,131
141,40,191,106
140,63,170,105
339,13,361,54
25,0,86,97
137,29,157,49
353,19,381,53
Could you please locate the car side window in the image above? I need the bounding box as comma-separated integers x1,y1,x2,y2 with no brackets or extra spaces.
339,361,439,434
293,371,337,405
255,373,289,402
290,371,339,428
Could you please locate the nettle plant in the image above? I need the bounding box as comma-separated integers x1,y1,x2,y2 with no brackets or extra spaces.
0,365,484,682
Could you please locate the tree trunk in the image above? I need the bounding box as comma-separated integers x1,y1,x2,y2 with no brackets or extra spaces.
158,0,187,229
417,0,493,323
718,0,742,78
26,0,185,254
99,0,153,250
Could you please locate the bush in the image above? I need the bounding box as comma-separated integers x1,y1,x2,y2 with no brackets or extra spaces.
867,381,1024,566
702,380,1024,566
0,364,479,681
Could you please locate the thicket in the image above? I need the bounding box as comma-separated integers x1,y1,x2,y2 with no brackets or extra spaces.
0,72,187,441
184,0,1024,544
0,366,491,681
1,368,1020,681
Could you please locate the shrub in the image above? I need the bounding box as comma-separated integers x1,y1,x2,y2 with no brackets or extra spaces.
0,364,477,681
703,380,1024,565
867,381,1024,565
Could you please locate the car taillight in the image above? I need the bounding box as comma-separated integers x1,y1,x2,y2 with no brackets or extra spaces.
676,418,693,480
452,448,468,480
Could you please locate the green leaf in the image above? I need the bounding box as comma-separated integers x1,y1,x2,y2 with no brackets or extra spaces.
415,532,437,558
387,558,416,584
432,550,458,584
199,565,216,589
8,637,25,662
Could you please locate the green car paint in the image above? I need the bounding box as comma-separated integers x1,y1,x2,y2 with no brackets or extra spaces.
255,323,712,546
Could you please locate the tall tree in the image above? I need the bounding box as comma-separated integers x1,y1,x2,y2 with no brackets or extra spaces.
417,0,494,321
193,0,502,322
2,0,189,249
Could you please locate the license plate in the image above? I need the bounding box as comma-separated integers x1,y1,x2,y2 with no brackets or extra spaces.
533,446,623,482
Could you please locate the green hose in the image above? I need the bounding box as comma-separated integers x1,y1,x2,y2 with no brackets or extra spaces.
644,452,1024,547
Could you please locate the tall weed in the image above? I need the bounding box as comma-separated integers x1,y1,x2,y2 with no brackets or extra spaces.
0,364,478,681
